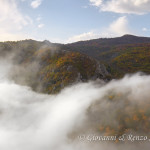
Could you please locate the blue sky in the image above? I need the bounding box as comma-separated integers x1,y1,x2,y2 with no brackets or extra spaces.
0,0,150,43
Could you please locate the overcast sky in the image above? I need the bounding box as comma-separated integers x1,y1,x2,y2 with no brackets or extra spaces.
0,0,150,43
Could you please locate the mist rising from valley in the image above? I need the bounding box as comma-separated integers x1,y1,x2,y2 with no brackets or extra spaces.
0,55,150,150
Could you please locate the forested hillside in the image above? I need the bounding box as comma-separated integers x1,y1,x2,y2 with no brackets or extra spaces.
66,35,150,78
1,35,150,93
0,40,109,94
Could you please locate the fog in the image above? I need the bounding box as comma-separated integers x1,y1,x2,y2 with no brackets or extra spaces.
0,60,150,150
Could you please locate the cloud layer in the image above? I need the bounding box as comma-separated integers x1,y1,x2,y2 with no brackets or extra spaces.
89,0,150,14
0,0,32,41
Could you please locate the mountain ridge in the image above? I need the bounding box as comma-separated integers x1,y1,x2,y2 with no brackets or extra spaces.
67,34,150,45
1,34,150,93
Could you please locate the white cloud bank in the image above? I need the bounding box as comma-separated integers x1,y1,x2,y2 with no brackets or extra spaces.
89,0,150,14
67,16,131,43
0,60,150,150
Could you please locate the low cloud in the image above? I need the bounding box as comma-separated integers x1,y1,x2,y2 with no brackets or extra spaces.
0,58,150,149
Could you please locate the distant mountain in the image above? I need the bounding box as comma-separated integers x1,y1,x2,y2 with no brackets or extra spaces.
65,35,150,58
65,35,150,78
67,34,150,46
